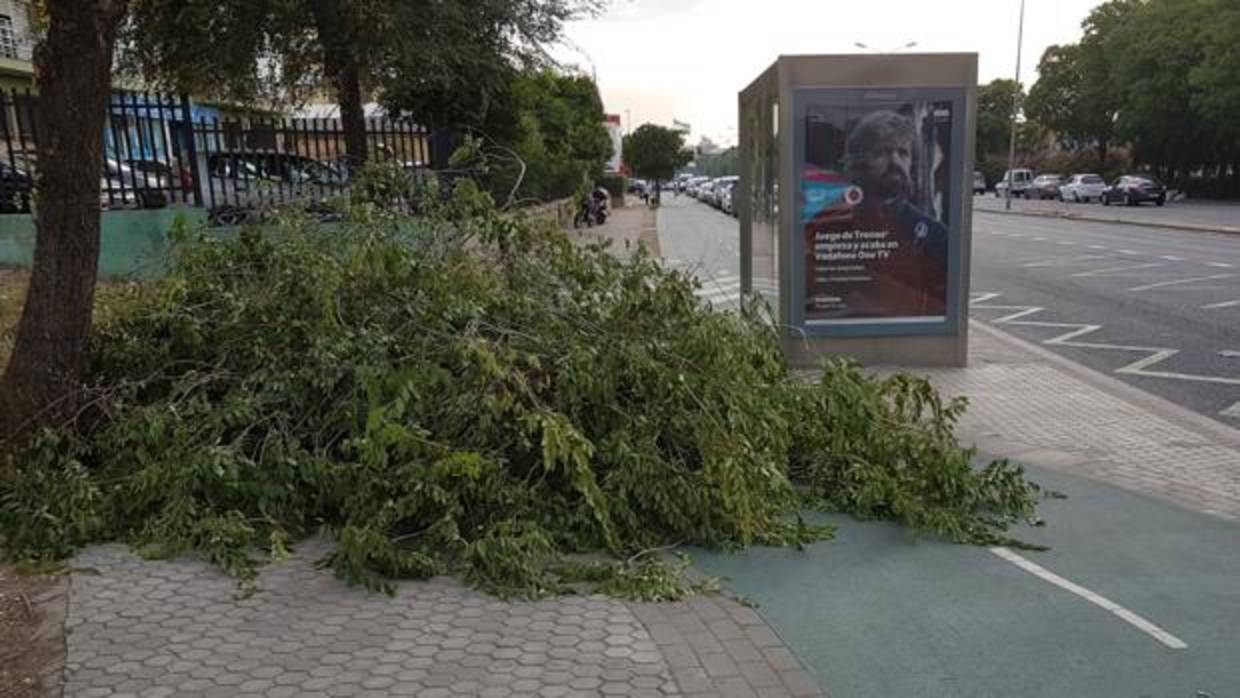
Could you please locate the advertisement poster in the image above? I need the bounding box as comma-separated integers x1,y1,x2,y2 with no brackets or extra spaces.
799,95,955,322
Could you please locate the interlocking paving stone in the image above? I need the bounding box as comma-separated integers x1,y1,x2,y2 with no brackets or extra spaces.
904,327,1240,520
63,540,825,697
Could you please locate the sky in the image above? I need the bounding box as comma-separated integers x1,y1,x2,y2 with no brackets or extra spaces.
557,0,1104,148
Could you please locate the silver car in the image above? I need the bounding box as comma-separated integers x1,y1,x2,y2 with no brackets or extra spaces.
1058,173,1107,203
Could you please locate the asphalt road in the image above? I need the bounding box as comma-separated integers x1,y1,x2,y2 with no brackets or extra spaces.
971,207,1240,423
660,194,1240,425
660,194,1240,696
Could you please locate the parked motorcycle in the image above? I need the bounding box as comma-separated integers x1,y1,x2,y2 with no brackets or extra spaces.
574,187,610,227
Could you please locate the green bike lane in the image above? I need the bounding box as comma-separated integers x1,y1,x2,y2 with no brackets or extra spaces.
689,465,1240,697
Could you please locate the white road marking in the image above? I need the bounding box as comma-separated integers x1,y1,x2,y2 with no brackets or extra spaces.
972,293,1240,387
1202,299,1240,310
1127,273,1233,292
1088,245,1107,250
990,547,1188,650
1160,255,1185,261
1033,236,1048,241
1071,262,1164,278
1208,262,1234,268
1119,249,1139,255
1022,254,1109,268
1057,241,1076,246
1221,402,1240,419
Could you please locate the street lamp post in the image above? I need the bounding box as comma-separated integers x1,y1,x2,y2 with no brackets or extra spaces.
1005,0,1026,212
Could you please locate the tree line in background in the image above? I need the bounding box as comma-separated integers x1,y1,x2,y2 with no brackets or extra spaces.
977,0,1240,198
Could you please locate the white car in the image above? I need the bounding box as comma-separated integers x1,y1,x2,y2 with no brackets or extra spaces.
994,168,1034,198
712,175,738,208
1058,173,1107,203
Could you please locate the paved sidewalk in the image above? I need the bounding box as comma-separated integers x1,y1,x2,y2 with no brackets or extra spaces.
62,541,824,698
907,321,1240,521
974,195,1240,235
569,199,660,260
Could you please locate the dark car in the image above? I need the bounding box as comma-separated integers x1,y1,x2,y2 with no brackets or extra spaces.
1102,175,1166,206
0,162,34,213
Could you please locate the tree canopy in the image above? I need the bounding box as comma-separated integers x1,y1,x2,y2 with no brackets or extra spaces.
121,0,604,164
622,124,692,185
1025,0,1240,195
475,70,613,203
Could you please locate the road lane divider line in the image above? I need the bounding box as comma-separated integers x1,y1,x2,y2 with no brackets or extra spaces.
1071,262,1164,278
1202,299,1240,309
1088,245,1107,250
1208,262,1234,268
1022,254,1110,268
989,547,1188,650
1119,249,1139,255
1127,273,1233,292
1160,255,1185,261
972,292,1240,387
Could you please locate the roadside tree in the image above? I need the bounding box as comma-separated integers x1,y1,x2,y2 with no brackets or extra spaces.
622,124,692,202
0,0,129,439
122,0,602,168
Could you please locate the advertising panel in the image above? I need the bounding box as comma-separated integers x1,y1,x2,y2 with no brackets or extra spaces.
794,88,964,330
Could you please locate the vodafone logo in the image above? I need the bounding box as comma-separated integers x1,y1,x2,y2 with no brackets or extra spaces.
844,186,864,206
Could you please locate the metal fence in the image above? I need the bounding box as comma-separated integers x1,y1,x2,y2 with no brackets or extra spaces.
0,89,443,220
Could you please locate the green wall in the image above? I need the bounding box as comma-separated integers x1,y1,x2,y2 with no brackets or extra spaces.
0,208,209,278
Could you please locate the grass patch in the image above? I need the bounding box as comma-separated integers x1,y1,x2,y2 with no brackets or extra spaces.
0,268,28,375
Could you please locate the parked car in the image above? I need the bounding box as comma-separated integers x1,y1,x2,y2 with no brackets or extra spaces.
685,176,706,198
103,158,166,209
1031,174,1064,200
0,162,34,213
100,177,139,210
1101,175,1166,206
712,176,738,208
720,180,740,216
1058,173,1107,203
127,158,193,193
697,179,718,202
973,171,986,194
994,168,1035,198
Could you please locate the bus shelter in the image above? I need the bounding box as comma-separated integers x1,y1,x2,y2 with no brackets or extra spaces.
738,54,977,367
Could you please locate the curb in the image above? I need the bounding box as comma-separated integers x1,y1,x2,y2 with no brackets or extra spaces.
975,205,1240,237
969,318,1240,450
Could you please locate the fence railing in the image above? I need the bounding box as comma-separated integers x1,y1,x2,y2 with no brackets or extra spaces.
0,89,444,221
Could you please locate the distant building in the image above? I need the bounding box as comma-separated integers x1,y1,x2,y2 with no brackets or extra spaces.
603,113,623,173
696,136,724,157
0,0,33,91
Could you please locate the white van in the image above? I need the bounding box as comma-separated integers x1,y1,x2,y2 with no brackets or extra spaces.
994,168,1034,198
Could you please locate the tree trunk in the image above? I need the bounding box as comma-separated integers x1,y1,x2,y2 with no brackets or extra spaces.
1097,139,1108,171
0,0,126,441
336,57,368,171
308,0,368,171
